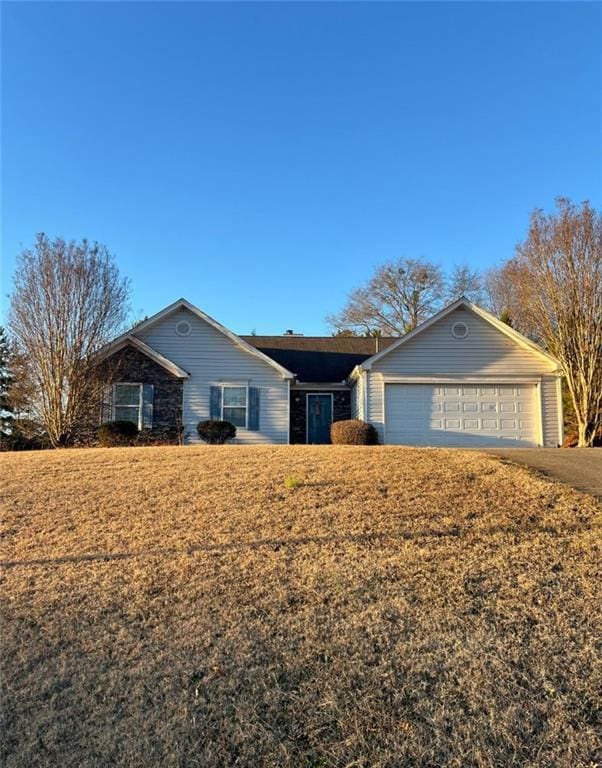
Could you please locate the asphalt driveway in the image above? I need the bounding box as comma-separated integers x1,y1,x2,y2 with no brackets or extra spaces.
484,448,602,500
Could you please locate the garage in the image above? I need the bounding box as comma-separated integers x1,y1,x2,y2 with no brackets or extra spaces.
384,383,539,447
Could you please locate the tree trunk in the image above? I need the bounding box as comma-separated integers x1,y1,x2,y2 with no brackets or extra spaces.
577,420,598,448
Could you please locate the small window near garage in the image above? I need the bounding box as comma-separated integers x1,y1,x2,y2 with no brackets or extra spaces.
451,321,469,339
175,319,191,336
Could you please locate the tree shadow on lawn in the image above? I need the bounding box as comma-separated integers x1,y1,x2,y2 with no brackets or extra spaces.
0,517,579,570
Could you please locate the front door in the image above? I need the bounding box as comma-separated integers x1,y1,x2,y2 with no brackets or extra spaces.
307,394,333,444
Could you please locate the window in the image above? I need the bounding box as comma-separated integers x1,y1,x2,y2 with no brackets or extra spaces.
113,383,142,427
222,386,247,427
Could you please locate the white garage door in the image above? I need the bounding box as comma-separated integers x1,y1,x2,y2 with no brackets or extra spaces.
384,383,539,447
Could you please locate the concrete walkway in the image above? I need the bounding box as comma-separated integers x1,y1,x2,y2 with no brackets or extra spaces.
483,448,602,500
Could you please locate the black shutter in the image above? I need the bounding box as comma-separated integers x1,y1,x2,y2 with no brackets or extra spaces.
248,387,259,430
210,386,222,420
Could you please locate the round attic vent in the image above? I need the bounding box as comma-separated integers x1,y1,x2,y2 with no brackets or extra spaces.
451,321,468,339
175,320,191,337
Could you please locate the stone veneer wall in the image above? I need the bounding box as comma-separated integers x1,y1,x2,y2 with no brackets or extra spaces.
76,345,184,445
289,389,351,444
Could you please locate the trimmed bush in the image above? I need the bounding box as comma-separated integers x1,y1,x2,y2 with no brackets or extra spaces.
197,420,236,445
331,419,378,445
98,420,139,447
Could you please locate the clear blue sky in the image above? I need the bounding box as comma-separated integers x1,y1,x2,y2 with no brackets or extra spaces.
1,2,600,334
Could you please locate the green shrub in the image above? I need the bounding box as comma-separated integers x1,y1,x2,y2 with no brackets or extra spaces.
98,420,139,447
331,419,378,446
196,420,236,445
284,476,302,489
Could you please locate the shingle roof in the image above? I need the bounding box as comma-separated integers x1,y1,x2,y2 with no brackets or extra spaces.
240,336,398,382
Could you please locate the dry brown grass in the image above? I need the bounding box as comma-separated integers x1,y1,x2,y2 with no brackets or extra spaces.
1,446,601,768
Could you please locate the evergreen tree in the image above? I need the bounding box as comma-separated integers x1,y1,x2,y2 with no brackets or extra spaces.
0,326,15,434
499,309,513,327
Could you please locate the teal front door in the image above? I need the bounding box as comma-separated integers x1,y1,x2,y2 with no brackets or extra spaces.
307,394,333,444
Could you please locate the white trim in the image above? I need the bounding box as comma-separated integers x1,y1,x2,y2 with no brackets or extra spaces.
112,382,143,430
537,380,545,447
220,384,249,429
215,379,250,385
363,370,369,422
98,335,190,378
292,382,350,390
381,375,546,384
306,392,334,444
556,376,564,446
116,298,295,379
381,376,386,444
361,297,561,371
287,379,291,445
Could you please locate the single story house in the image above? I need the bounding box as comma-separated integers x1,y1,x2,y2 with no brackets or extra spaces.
98,296,564,447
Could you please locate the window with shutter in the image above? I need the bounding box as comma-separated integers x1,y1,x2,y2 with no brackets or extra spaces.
106,383,148,428
222,386,247,428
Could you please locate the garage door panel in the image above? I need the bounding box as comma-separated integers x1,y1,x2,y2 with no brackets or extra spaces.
385,383,538,446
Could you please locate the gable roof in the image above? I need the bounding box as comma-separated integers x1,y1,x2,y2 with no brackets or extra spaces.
360,297,562,371
242,336,398,382
98,335,190,378
119,298,295,379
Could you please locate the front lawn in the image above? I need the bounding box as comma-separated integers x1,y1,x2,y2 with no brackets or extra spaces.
1,446,600,767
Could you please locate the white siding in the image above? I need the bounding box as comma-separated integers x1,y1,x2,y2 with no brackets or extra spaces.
350,375,363,420
541,376,562,447
137,308,289,444
368,307,560,445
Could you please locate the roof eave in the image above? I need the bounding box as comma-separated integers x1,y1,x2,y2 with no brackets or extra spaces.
97,336,190,378
113,298,296,380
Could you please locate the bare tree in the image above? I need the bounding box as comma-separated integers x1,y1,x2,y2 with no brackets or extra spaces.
327,257,445,335
490,199,601,447
8,234,130,446
447,264,484,304
484,262,539,336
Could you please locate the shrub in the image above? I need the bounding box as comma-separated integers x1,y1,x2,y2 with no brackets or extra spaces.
0,428,50,452
331,419,378,445
98,420,139,447
197,420,236,445
136,426,184,447
562,426,602,448
284,476,302,489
